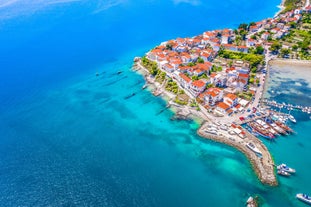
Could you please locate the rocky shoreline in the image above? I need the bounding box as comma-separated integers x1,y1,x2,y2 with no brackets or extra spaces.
197,122,277,186
133,58,278,186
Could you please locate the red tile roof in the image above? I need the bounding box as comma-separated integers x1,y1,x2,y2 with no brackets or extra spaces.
179,73,191,83
225,93,238,100
217,102,230,110
192,80,205,88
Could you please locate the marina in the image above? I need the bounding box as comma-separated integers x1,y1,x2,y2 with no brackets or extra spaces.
263,99,311,115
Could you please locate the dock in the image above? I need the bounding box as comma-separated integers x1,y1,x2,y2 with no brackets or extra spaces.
198,121,277,186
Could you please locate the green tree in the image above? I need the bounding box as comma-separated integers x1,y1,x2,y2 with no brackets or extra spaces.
238,23,248,30
255,45,264,55
270,42,281,53
292,45,298,51
249,22,256,27
251,35,257,40
192,76,199,81
280,48,290,57
206,83,214,89
197,57,204,63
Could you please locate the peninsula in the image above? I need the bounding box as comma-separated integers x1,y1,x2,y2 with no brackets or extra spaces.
133,0,311,186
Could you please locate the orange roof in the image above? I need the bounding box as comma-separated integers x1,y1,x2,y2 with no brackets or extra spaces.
225,93,237,100
179,73,191,83
195,63,210,71
192,80,205,88
239,73,249,78
164,63,173,69
239,79,247,84
151,48,162,54
238,46,248,49
178,65,190,71
210,73,217,78
217,102,230,110
206,87,222,97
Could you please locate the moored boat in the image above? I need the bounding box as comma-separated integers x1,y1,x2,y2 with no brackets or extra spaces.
288,115,297,123
296,193,311,205
277,163,296,174
277,170,290,177
275,121,293,133
248,122,275,140
246,142,262,156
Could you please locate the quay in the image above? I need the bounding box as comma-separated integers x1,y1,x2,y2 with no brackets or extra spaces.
198,121,277,186
236,114,269,125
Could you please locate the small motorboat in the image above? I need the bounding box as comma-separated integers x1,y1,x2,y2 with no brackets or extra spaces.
296,193,311,205
288,115,296,123
277,164,296,174
277,170,290,177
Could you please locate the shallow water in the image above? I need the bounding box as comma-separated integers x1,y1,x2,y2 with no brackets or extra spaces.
1,0,310,206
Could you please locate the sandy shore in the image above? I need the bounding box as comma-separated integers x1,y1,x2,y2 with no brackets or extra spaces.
269,59,311,67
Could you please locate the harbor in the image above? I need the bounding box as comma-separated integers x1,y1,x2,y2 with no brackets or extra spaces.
197,120,277,186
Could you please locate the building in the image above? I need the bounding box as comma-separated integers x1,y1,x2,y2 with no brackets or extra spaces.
216,102,231,114
203,87,224,106
224,93,238,107
190,80,206,96
179,73,191,89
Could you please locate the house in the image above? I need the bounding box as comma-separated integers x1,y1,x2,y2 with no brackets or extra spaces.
224,93,238,107
177,65,190,73
212,44,221,51
294,9,301,14
163,63,174,73
237,46,249,53
305,5,311,13
179,73,191,89
204,87,224,105
223,44,238,52
221,34,231,44
276,23,285,29
249,25,259,33
216,102,231,114
190,80,206,96
175,46,187,53
261,32,270,40
238,73,249,82
181,53,191,64
170,58,182,69
236,67,250,74
246,39,256,47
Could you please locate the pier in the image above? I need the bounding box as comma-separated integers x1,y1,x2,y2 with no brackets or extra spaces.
263,99,311,114
198,122,277,186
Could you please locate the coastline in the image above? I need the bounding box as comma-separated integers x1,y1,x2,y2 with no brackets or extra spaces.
197,123,277,186
133,59,278,186
275,0,286,17
131,0,309,187
269,58,311,67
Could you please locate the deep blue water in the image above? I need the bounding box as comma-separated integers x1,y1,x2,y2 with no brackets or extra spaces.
2,0,310,206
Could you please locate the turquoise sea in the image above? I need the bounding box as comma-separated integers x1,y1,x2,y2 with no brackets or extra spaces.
0,0,310,206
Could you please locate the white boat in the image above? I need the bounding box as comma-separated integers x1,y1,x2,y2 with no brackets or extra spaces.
277,170,290,177
246,142,262,155
296,193,311,205
288,115,296,123
277,164,296,174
